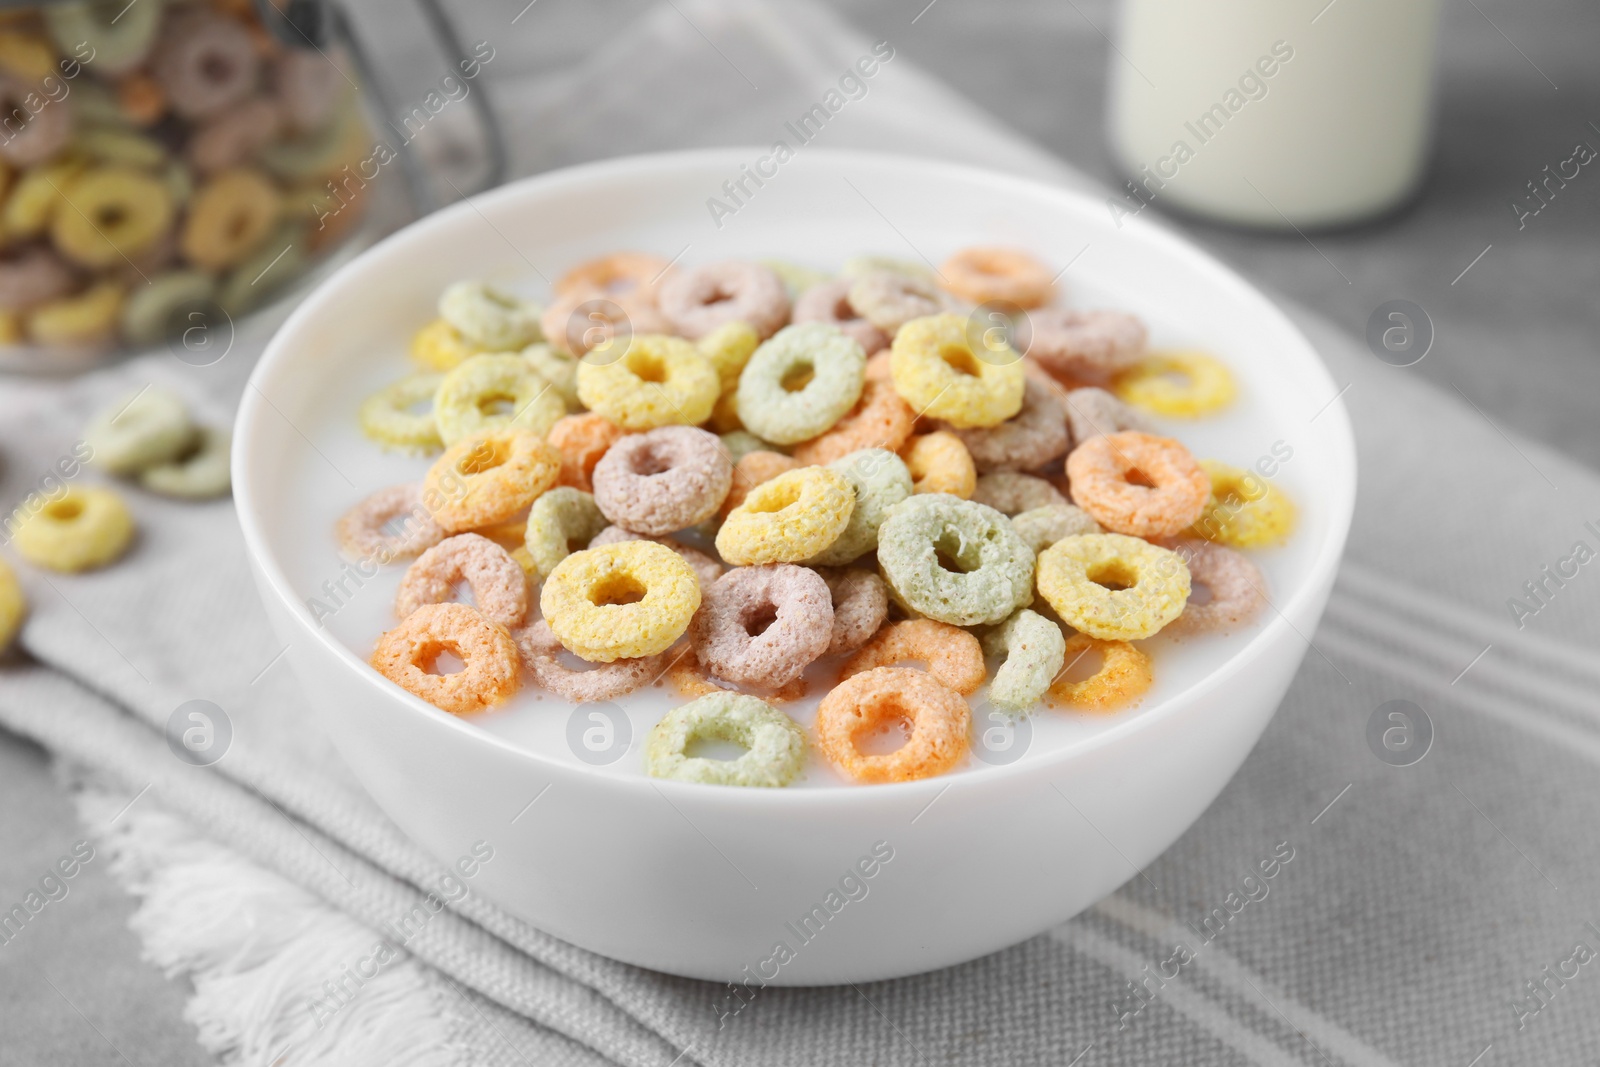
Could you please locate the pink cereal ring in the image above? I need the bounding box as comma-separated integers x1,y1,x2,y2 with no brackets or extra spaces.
271,48,344,134
336,483,446,562
815,566,889,656
513,619,668,701
689,564,833,689
1066,431,1209,538
657,260,790,340
1160,538,1268,636
152,8,259,120
395,533,529,628
1062,386,1153,448
1027,309,1147,379
590,425,733,535
0,76,72,166
588,525,724,590
187,97,283,175
938,246,1054,309
793,278,888,355
946,375,1068,473
540,287,671,356
0,245,76,311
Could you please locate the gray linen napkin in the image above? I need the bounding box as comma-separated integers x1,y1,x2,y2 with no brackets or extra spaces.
5,2,1600,1065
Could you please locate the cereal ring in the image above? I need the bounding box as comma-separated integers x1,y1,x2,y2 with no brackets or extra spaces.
667,656,807,704
513,619,667,702
588,526,723,590
336,483,445,562
657,260,789,340
899,432,976,498
4,159,84,240
1112,349,1236,418
842,619,986,695
0,245,76,312
51,166,174,269
539,286,671,357
813,566,888,656
646,693,808,788
840,256,935,282
115,72,166,126
180,168,279,270
46,0,161,76
972,473,1066,516
0,556,24,652
1010,503,1103,554
369,602,519,716
271,48,344,133
187,96,283,175
848,271,943,335
947,376,1068,472
410,317,482,371
540,541,701,662
547,412,625,492
522,487,607,581
718,430,770,465
814,667,969,784
139,426,231,499
591,426,732,535
423,430,559,532
0,75,71,166
575,334,719,430
259,101,365,179
358,372,445,453
718,451,801,520
555,251,671,301
891,313,1024,429
875,493,1034,627
792,278,888,355
433,353,565,446
938,246,1054,308
11,486,135,572
1186,459,1297,547
151,7,259,120
1049,633,1152,713
438,281,542,350
217,222,303,313
1159,538,1267,636
760,259,831,297
715,466,854,566
698,319,761,389
790,373,915,467
0,29,56,82
122,270,216,346
75,125,168,169
689,564,833,689
1026,309,1147,380
1036,533,1190,641
735,323,866,445
1062,386,1152,447
521,343,580,409
1066,431,1208,538
85,385,194,474
805,448,912,566
981,609,1066,716
27,280,124,345
395,533,528,628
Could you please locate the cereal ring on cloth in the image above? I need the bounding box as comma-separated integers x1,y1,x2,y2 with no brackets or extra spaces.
151,7,259,120
1010,503,1102,554
555,251,672,301
1036,533,1190,641
423,430,559,532
814,566,889,655
547,412,625,492
1186,459,1297,547
438,281,542,350
359,372,444,453
575,334,719,430
336,483,445,562
522,488,607,581
122,271,216,346
1067,431,1208,538
12,486,135,572
139,426,231,499
646,693,808,787
890,313,1024,429
658,260,789,340
971,473,1065,516
898,432,975,499
0,75,71,166
981,609,1066,716
433,353,565,445
848,271,944,335
588,526,723,590
718,451,801,520
1159,538,1267,636
715,466,854,566
1062,386,1152,446
735,323,866,445
1049,633,1152,713
28,281,124,346
180,168,279,270
395,533,528,628
875,493,1034,627
790,373,915,467
85,385,194,474
1112,349,1236,418
591,426,732,535
1027,309,1146,379
793,278,888,355
411,318,482,371
539,286,671,357
0,246,76,312
947,376,1068,472
842,619,986,695
370,602,519,716
187,97,284,175
540,541,700,662
52,167,174,269
0,557,24,652
938,246,1054,309
514,620,667,702
689,564,833,689
45,0,161,76
805,448,912,566
815,667,969,784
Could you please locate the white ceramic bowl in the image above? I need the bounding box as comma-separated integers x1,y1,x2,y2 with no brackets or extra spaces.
234,148,1356,985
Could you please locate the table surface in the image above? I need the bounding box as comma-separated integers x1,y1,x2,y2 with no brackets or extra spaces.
3,0,1595,1062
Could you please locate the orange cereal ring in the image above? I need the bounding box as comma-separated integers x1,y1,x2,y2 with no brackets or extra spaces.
790,373,916,466
554,251,672,301
840,620,986,696
814,666,969,784
938,246,1054,309
548,412,625,492
898,431,975,498
116,72,167,126
423,430,559,533
180,167,280,270
540,286,671,356
1066,430,1208,538
369,602,520,716
719,450,801,520
1048,633,1152,713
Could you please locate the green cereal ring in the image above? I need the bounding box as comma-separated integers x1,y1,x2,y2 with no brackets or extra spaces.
218,223,306,314
139,426,231,499
760,259,831,297
521,343,579,409
719,431,771,464
439,281,542,350
69,82,125,126
735,323,866,445
359,372,445,453
876,493,1034,627
645,692,807,787
85,385,195,475
806,448,912,566
260,103,363,179
434,353,565,446
75,124,167,168
47,0,163,76
523,487,607,580
1011,504,1103,554
981,609,1066,716
1036,533,1190,641
841,255,934,282
122,270,215,346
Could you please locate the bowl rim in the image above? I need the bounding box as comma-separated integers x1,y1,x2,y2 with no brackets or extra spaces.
233,146,1357,808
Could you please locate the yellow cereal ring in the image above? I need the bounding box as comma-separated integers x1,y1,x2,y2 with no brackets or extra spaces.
889,312,1024,429
180,167,280,270
1048,633,1153,713
52,166,175,268
575,334,718,430
410,317,482,371
27,281,124,346
359,372,444,453
12,486,135,572
1186,459,1297,547
0,309,20,344
698,319,761,390
1036,533,1190,641
539,540,701,662
899,431,976,498
433,353,565,446
0,30,57,81
4,158,86,240
0,555,25,651
423,430,559,533
1112,349,1236,418
715,466,854,566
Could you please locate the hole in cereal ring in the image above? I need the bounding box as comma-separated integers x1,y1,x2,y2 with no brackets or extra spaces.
1088,561,1136,592
1188,579,1215,607
626,349,667,383
417,643,467,676
631,444,673,477
781,363,815,392
704,284,735,308
457,438,509,475
749,482,801,514
939,343,982,378
741,602,779,638
853,708,912,756
477,393,516,417
685,735,748,761
590,573,647,607
1125,468,1157,489
45,498,84,522
96,205,128,229
1057,645,1104,684
932,529,979,574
